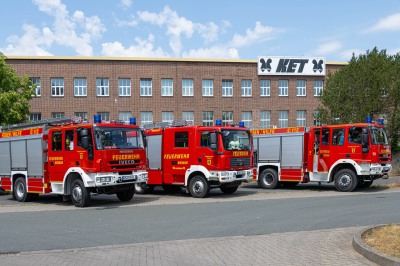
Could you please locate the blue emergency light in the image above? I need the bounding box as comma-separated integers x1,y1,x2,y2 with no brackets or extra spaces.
378,118,384,125
129,117,136,125
216,119,222,126
94,115,101,123
366,115,372,123
239,121,245,127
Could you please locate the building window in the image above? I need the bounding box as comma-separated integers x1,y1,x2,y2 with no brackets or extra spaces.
182,111,194,124
119,112,132,123
161,79,173,96
202,111,214,126
30,77,41,96
52,112,64,118
74,112,88,121
278,80,288,96
222,111,233,125
140,112,153,126
241,80,252,97
222,80,233,97
296,80,306,96
296,110,306,126
118,78,131,96
241,111,252,128
162,112,174,123
314,80,323,96
278,111,289,128
260,80,270,97
96,78,109,96
97,112,110,121
74,78,87,96
140,79,152,96
313,110,321,126
260,111,271,128
29,113,42,121
202,79,213,97
51,78,64,96
182,79,193,96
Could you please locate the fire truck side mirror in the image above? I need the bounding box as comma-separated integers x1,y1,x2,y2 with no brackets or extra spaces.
79,129,90,149
210,132,217,150
362,127,369,153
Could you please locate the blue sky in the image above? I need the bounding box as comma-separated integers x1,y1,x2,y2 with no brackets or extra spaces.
1,0,400,62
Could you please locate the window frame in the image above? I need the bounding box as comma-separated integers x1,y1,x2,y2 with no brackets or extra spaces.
96,78,109,97
74,78,87,97
51,78,64,97
278,80,289,97
241,80,252,97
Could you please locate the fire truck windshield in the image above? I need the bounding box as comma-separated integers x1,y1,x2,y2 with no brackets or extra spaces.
94,127,144,150
222,130,251,151
370,126,388,145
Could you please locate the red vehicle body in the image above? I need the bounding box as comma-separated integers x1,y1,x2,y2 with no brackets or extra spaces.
0,117,148,207
136,122,254,198
252,122,392,192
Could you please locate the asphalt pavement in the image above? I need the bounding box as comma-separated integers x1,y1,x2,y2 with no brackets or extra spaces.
0,176,399,265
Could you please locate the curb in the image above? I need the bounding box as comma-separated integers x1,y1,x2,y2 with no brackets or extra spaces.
352,225,400,266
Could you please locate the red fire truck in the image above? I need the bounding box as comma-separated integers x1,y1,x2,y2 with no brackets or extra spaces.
0,116,148,207
135,120,254,198
252,122,392,192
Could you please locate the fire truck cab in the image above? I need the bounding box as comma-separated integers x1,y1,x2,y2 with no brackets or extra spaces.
0,116,148,207
252,122,392,192
136,120,254,198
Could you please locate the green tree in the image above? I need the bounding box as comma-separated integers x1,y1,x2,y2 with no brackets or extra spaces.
0,52,34,126
317,47,400,150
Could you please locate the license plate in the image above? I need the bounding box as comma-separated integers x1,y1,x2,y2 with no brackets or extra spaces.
122,175,135,181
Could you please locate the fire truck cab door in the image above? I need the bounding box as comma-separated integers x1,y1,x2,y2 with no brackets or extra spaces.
48,129,78,183
309,127,329,181
163,130,190,185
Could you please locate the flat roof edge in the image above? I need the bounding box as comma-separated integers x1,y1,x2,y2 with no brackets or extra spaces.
4,55,347,65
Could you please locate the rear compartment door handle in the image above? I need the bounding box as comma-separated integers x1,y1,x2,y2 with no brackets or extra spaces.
172,161,177,165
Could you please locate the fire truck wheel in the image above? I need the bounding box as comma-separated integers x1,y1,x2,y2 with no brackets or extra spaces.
116,188,135,202
259,168,280,189
189,175,210,198
334,169,359,192
71,179,91,207
14,177,33,202
220,185,239,194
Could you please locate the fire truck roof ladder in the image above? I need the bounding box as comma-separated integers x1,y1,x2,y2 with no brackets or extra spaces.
0,116,73,132
142,120,193,130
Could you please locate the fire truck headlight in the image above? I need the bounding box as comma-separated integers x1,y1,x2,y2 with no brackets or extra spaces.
96,176,112,183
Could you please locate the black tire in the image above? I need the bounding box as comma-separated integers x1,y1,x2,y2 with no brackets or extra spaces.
334,169,359,192
258,168,280,189
281,182,299,188
134,183,154,194
13,177,32,202
116,188,135,202
358,180,373,189
188,175,210,198
220,185,239,194
71,179,91,207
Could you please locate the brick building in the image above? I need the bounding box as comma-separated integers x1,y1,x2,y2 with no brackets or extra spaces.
5,56,345,128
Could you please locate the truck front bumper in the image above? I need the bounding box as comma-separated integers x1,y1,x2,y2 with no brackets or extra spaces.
87,171,148,187
208,169,253,183
369,163,392,175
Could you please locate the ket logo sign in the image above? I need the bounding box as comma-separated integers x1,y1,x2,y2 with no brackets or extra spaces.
257,56,325,76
